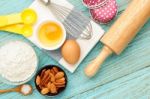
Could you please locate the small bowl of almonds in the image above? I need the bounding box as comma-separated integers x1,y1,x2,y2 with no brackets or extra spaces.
35,65,67,96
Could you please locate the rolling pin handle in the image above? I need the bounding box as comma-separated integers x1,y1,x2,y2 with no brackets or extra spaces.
84,46,112,77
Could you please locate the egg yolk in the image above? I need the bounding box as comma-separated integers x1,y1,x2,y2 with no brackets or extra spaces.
38,21,63,47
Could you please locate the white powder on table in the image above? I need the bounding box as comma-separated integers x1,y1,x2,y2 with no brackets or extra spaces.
21,84,32,95
0,41,38,82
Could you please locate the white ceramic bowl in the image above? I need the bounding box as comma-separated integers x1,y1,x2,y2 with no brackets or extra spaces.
0,40,38,85
36,20,66,50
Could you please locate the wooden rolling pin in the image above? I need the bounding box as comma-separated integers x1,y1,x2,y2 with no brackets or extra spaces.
85,0,150,77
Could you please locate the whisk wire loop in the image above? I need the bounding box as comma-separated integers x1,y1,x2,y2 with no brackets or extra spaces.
40,0,93,39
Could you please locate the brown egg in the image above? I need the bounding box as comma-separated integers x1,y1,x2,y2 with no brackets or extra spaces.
61,40,80,64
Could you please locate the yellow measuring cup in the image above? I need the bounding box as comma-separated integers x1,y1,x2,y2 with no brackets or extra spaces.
0,24,33,37
0,9,37,27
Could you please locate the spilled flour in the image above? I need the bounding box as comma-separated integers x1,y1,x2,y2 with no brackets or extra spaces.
0,41,38,82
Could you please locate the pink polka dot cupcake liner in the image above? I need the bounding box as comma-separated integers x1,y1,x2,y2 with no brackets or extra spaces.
82,0,109,9
83,0,118,24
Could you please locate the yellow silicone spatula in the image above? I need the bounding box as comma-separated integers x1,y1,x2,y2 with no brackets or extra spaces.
0,24,33,37
0,9,37,27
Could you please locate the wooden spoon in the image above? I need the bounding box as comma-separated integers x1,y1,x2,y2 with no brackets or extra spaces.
0,84,33,96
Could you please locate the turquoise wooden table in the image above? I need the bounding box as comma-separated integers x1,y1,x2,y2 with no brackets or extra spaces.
0,0,150,99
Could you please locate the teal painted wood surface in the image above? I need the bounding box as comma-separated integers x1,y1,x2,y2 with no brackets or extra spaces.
0,0,150,99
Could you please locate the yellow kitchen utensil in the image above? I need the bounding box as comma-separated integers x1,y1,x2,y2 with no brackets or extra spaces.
0,24,33,37
0,9,37,27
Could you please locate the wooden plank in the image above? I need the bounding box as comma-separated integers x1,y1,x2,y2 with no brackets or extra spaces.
72,67,150,99
0,0,150,99
63,21,150,99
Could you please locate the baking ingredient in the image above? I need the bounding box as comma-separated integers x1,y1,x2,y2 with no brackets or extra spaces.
0,41,38,83
0,84,33,96
50,73,55,82
55,72,64,80
41,88,49,95
61,40,80,64
49,83,57,93
53,67,59,73
40,0,92,39
36,75,41,85
21,84,32,95
56,77,65,83
35,67,66,95
38,21,63,47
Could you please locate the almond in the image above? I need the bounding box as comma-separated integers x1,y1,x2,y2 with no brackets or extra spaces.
38,67,66,94
41,71,49,86
49,73,55,82
36,75,41,85
41,88,49,95
47,82,51,90
50,83,57,93
45,69,51,74
55,77,65,83
55,72,64,80
43,75,51,86
39,84,43,89
50,69,56,75
56,85,65,88
42,70,49,80
54,81,65,86
53,67,59,74
40,69,46,78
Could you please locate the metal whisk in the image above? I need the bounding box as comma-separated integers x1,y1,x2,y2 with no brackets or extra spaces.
39,0,93,39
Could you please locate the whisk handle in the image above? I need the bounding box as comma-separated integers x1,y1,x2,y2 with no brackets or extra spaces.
39,0,51,5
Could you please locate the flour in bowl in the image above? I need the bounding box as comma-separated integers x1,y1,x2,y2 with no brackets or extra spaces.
0,41,38,82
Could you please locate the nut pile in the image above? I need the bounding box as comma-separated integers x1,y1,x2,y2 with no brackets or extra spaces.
36,67,66,95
